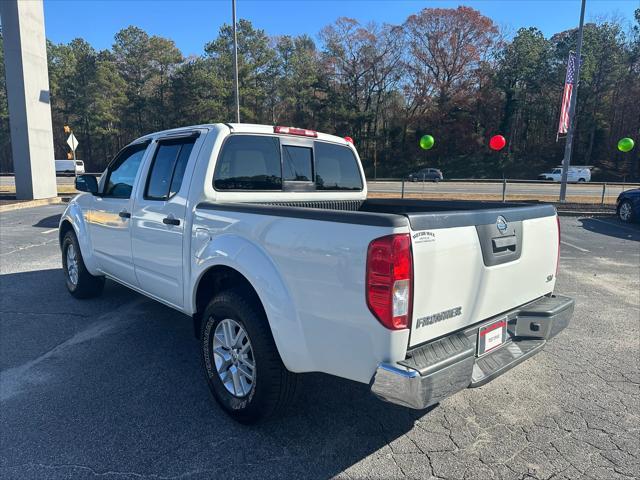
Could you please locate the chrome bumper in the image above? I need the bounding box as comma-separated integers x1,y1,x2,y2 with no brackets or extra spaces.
370,294,574,410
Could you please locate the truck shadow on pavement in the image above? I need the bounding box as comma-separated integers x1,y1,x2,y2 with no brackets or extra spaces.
32,213,62,229
578,216,640,242
1,268,426,479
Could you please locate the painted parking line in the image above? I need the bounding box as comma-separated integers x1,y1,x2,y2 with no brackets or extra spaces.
561,240,589,253
41,228,58,234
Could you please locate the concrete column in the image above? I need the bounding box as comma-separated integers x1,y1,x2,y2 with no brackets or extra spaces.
0,0,57,200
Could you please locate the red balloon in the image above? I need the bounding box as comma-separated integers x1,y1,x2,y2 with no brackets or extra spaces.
344,136,354,144
489,135,506,151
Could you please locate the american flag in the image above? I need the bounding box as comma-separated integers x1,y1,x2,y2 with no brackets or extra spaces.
558,52,577,136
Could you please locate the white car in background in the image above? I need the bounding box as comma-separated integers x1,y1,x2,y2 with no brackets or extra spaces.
538,167,591,182
55,159,85,176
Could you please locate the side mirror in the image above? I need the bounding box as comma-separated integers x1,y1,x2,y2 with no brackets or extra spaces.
75,174,99,194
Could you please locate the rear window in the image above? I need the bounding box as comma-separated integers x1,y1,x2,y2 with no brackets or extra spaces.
315,142,363,191
283,145,313,182
213,135,363,192
214,135,282,190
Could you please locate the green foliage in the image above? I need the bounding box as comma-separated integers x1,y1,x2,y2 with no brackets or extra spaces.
0,7,637,179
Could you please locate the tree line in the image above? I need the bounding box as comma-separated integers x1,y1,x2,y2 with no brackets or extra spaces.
0,6,638,180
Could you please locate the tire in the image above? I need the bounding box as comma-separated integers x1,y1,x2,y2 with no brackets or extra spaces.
618,200,634,223
62,230,105,298
578,178,586,182
200,288,298,424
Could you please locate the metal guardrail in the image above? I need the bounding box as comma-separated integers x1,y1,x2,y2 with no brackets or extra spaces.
381,177,637,205
2,172,638,187
368,178,640,187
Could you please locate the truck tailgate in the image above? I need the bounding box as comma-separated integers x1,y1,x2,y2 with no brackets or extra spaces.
407,205,559,348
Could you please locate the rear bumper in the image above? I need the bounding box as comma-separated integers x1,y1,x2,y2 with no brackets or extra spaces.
370,294,574,410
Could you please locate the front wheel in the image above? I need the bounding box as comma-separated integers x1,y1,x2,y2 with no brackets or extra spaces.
618,200,634,223
200,289,298,423
62,230,105,298
578,178,586,182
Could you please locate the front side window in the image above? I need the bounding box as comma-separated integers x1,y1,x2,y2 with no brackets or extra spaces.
214,135,282,190
145,137,196,200
314,142,363,191
103,143,148,198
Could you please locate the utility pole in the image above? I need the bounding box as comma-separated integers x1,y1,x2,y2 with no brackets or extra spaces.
231,0,240,123
559,0,586,202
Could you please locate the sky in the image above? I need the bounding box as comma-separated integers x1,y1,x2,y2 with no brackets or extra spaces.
38,0,640,56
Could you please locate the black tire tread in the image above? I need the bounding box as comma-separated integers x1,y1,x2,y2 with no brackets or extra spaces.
62,230,104,299
201,288,297,423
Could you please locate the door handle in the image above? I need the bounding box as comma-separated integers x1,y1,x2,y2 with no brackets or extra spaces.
163,217,180,226
119,211,131,219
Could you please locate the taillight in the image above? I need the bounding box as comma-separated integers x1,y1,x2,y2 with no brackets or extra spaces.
366,234,413,330
556,215,561,277
274,126,318,137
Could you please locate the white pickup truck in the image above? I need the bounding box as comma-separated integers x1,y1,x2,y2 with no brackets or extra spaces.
60,124,574,423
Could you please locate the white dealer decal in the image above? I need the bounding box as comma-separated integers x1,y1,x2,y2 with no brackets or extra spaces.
412,231,435,244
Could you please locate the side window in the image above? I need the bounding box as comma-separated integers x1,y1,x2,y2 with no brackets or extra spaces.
315,142,363,191
145,137,196,200
103,144,148,198
282,145,313,182
214,135,282,190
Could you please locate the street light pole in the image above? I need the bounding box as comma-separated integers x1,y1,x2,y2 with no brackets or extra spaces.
559,0,586,203
231,0,240,123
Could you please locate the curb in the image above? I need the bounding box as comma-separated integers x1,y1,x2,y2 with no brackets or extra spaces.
0,196,70,213
556,210,615,217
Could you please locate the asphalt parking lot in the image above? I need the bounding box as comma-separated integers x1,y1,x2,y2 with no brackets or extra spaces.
1,204,639,480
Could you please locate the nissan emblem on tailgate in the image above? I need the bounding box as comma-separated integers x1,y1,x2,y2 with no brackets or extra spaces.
496,216,508,234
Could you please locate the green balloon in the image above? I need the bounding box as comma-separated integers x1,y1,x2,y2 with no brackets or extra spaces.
618,137,635,153
420,135,435,150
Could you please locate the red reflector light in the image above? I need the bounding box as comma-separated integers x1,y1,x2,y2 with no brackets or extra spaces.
274,126,318,138
366,234,413,330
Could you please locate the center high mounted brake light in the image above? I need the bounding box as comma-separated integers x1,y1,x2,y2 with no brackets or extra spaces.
273,126,318,138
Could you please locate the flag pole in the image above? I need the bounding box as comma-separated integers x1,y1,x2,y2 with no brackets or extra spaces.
559,0,586,203
231,0,240,123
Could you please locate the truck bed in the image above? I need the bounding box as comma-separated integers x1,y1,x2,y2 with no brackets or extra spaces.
199,198,556,230
196,197,559,355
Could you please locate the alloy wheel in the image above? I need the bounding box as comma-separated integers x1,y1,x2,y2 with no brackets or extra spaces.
66,244,79,286
212,318,256,397
619,202,632,222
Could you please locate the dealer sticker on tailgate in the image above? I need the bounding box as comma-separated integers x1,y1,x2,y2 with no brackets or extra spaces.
477,318,507,356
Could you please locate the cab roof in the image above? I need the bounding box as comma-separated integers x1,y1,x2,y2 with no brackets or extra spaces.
136,123,351,146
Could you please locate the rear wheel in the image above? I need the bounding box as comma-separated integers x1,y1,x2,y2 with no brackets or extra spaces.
618,200,634,223
200,289,298,423
578,178,586,182
62,230,105,298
